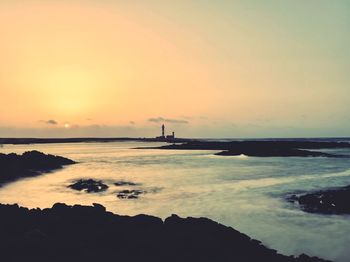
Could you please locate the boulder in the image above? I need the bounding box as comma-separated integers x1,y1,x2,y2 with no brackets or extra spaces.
68,179,109,193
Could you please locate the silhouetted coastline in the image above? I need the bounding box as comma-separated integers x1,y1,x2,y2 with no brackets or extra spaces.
0,142,348,261
142,141,350,157
0,202,330,262
216,148,335,157
0,151,76,186
0,137,193,145
1,137,350,145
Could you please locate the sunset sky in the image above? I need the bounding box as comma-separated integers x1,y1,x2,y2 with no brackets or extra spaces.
0,1,349,138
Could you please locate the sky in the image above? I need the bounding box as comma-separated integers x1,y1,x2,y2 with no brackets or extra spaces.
0,0,349,138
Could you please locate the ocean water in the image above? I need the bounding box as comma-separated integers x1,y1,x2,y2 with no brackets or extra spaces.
1,141,350,261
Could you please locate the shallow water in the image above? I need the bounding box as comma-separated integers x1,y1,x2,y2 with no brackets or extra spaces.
1,141,350,261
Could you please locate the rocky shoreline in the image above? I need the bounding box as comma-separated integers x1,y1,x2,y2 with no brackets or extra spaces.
0,151,76,186
142,141,350,157
0,148,345,261
288,186,350,215
215,148,334,157
0,203,330,262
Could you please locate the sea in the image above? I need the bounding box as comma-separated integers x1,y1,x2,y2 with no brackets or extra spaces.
1,139,350,262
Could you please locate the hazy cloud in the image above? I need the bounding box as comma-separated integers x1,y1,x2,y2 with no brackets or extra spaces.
129,121,135,125
40,119,58,125
148,117,189,124
180,115,193,120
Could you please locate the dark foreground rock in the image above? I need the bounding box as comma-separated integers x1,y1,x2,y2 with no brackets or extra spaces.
0,151,76,186
0,203,330,262
288,186,350,215
68,179,109,193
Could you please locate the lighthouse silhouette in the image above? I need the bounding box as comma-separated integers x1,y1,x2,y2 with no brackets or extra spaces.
158,124,175,141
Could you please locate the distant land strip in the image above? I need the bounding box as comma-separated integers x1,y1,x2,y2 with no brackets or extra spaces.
139,140,350,158
0,137,193,145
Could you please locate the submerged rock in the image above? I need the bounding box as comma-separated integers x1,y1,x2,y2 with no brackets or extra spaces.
0,151,76,186
68,179,109,193
287,185,350,215
114,181,140,186
116,189,144,199
0,203,330,262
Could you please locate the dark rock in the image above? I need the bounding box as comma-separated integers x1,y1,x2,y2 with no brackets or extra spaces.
216,148,334,157
287,185,350,215
92,203,106,212
52,202,70,212
0,137,193,145
117,189,145,199
68,179,109,193
0,203,330,262
0,151,76,186
114,181,140,186
156,140,350,150
146,141,349,158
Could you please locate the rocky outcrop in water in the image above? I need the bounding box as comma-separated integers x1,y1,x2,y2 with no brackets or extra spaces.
0,151,76,186
116,189,144,199
68,179,150,199
114,181,140,186
68,179,109,193
216,148,333,157
144,141,349,158
143,140,350,157
155,140,350,150
0,203,330,262
288,186,350,215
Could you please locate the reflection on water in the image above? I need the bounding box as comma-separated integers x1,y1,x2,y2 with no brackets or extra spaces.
1,142,350,262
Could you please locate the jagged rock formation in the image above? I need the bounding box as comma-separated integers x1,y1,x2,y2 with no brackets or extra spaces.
0,203,330,262
0,151,76,186
288,186,350,215
68,179,109,193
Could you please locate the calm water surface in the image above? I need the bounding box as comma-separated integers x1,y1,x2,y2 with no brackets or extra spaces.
1,141,350,262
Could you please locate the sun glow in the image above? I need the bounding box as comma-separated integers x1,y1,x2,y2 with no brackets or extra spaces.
37,67,101,118
0,1,349,137
64,123,70,129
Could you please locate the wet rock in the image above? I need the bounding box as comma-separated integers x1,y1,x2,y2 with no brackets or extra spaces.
114,181,140,186
148,141,348,158
216,148,335,157
0,151,76,186
68,179,109,193
93,203,106,212
287,185,350,215
116,189,144,199
0,203,331,262
155,140,350,151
